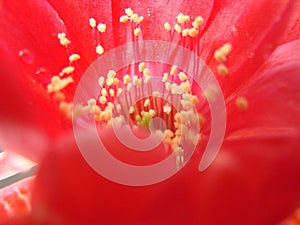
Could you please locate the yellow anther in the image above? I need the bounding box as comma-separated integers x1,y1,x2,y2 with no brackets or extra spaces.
189,28,198,37
137,16,144,24
180,80,191,93
174,113,181,123
99,96,107,104
130,14,139,22
88,98,96,106
144,99,151,107
129,106,135,114
162,72,168,82
134,27,141,36
176,13,186,24
59,37,71,47
174,24,182,33
138,62,146,72
96,44,104,55
106,77,114,86
123,74,131,85
235,97,248,111
109,89,115,97
127,83,133,91
107,70,116,78
203,85,219,102
182,29,189,37
97,23,106,33
61,66,75,75
214,43,232,62
178,72,188,81
125,8,133,17
113,78,120,85
143,68,150,77
69,54,81,63
117,88,122,96
220,43,232,55
192,16,204,28
165,82,171,91
57,33,66,39
149,109,156,117
101,88,108,97
89,18,97,28
164,22,172,31
98,76,105,87
51,76,60,84
163,104,172,115
144,76,151,84
152,91,160,98
120,15,129,23
170,65,177,75
217,64,229,76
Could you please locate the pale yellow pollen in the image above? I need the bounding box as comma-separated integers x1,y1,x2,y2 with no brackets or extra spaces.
192,16,204,28
97,23,107,33
180,80,191,93
96,44,104,55
47,76,74,93
152,91,160,98
144,99,151,107
113,78,120,85
137,16,144,24
189,28,198,37
235,97,248,110
106,77,114,86
69,53,81,63
144,76,151,84
87,98,96,106
98,76,105,87
89,18,97,28
129,106,135,114
125,8,133,17
101,88,108,97
99,96,107,104
214,43,232,62
143,68,150,77
149,109,156,117
163,104,172,115
117,88,123,96
178,72,188,81
109,88,115,97
123,74,131,85
120,15,129,23
176,13,186,24
174,24,182,34
57,33,66,39
134,27,141,36
61,66,75,75
217,64,229,76
59,102,73,119
164,129,174,139
164,22,172,31
182,29,189,37
138,62,146,72
162,72,168,82
107,70,116,78
170,65,177,76
165,82,171,91
59,37,71,47
127,83,133,91
130,14,139,22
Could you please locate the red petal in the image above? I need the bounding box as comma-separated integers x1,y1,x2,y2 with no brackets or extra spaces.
202,0,299,96
226,39,300,133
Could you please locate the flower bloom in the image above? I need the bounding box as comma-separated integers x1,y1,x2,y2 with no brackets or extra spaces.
0,0,300,225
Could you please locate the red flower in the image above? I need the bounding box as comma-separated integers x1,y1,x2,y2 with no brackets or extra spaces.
0,0,300,225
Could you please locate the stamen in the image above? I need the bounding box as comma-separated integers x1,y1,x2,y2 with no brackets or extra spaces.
96,44,104,55
69,53,81,63
97,23,107,33
89,18,97,28
164,22,172,31
134,27,141,36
